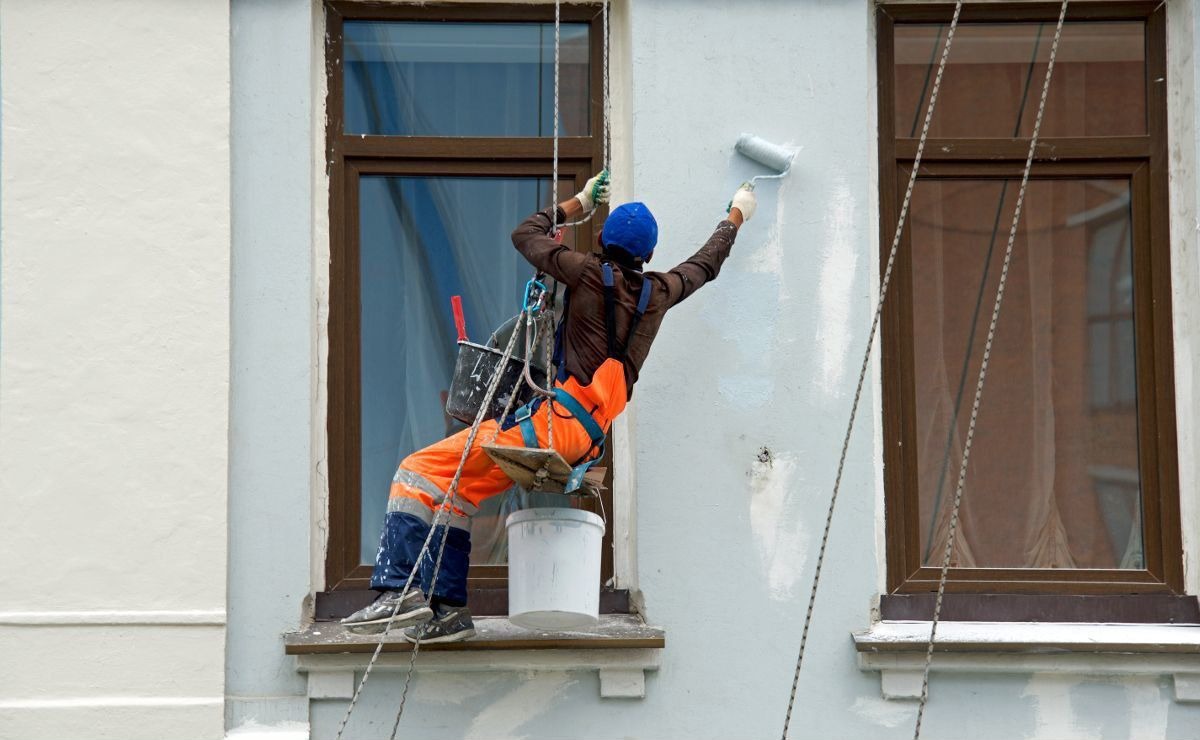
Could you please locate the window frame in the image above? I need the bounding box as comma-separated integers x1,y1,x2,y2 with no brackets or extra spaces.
876,2,1184,601
322,2,614,608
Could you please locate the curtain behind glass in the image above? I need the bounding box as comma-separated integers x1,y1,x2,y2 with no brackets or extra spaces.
344,21,590,137
359,176,556,564
910,178,1143,570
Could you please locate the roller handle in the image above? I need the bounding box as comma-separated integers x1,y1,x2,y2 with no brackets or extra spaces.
451,295,468,342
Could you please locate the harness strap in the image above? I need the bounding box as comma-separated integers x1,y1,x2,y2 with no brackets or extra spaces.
620,275,652,362
516,408,540,449
509,386,606,466
552,387,606,447
554,261,654,383
553,286,571,382
602,262,618,358
601,261,652,362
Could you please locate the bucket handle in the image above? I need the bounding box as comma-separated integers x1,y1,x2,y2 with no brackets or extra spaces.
576,487,607,529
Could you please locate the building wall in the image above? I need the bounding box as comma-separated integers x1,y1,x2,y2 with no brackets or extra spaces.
246,2,1190,739
0,1,1195,739
0,1,231,739
296,2,1200,738
226,0,316,734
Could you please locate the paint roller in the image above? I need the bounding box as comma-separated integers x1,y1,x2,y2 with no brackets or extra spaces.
735,133,798,190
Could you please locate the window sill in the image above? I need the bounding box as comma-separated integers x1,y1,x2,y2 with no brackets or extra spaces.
853,621,1200,703
285,614,664,699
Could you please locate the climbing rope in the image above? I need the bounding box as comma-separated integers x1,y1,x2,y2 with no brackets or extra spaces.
386,306,536,739
334,320,525,740
550,0,560,227
544,0,563,443
563,0,610,228
355,3,587,736
338,4,604,734
912,3,1068,738
779,2,965,737
531,0,613,452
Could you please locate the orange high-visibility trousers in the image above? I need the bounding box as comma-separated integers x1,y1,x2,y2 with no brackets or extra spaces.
386,357,629,526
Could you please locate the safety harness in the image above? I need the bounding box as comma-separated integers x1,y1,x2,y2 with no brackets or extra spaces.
505,260,651,492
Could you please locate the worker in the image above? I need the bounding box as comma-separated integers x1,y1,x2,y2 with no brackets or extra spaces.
342,172,758,643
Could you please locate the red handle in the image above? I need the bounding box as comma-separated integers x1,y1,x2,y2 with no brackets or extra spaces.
451,295,468,342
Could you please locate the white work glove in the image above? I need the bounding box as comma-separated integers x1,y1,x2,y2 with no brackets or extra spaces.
727,184,757,222
575,170,611,213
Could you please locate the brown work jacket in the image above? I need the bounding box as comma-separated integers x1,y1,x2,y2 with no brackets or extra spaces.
511,207,738,398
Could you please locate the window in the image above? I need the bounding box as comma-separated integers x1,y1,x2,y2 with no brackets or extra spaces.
877,3,1184,611
323,3,612,611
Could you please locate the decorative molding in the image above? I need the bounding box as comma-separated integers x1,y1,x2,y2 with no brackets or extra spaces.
854,620,1200,653
1175,674,1200,703
307,671,354,700
879,669,924,701
598,668,646,699
286,614,664,654
226,724,309,740
855,621,1200,702
0,610,227,626
297,647,661,700
0,696,223,710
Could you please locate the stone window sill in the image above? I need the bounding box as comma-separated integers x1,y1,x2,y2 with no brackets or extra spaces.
853,621,1200,703
285,614,664,699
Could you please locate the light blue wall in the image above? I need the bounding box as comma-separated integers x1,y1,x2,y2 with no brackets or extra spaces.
227,0,314,729
228,1,1200,738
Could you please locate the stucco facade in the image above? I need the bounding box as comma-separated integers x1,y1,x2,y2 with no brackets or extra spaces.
2,1,1200,739
0,1,231,738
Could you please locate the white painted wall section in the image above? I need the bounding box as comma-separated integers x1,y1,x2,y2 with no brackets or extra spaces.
0,1,231,738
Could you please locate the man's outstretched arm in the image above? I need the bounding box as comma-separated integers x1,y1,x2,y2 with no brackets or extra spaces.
662,185,756,305
511,171,610,287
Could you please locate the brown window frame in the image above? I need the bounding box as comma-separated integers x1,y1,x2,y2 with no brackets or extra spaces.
876,1,1188,615
322,1,618,616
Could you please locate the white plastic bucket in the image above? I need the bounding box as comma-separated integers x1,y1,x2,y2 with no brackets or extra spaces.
505,507,604,629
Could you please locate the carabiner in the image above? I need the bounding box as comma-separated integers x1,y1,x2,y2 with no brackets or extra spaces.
523,278,548,315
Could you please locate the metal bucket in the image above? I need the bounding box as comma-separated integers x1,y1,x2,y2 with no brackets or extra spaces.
445,341,548,424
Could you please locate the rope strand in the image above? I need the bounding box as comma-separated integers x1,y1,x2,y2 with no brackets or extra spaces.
335,320,525,740
551,1,560,217
563,0,609,229
780,2,964,737
912,3,1068,738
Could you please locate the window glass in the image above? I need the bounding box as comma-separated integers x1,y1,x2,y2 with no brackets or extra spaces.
909,177,1143,569
895,22,1145,138
1086,213,1136,408
358,176,570,564
344,21,590,137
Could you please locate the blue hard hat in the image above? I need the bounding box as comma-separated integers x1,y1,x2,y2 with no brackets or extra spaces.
601,202,658,261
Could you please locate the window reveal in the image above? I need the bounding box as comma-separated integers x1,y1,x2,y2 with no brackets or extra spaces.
877,3,1181,596
324,2,609,601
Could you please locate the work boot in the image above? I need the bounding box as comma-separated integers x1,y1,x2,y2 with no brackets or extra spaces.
340,589,433,634
402,603,476,644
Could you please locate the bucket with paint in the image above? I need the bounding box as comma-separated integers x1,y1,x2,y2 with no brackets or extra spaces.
506,507,604,629
445,341,547,424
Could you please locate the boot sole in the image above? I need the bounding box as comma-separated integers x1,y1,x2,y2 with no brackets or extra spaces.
402,627,476,644
343,606,434,635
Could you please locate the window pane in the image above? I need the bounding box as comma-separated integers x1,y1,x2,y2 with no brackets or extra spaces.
358,176,571,565
1088,323,1112,407
1114,318,1137,405
909,177,1143,569
895,22,1145,138
344,21,590,137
